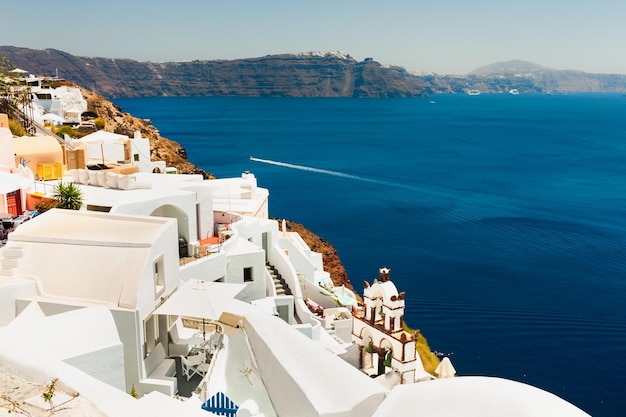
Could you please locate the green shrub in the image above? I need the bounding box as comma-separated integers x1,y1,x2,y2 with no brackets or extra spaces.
52,182,83,210
8,119,26,136
415,332,441,374
54,125,87,139
55,125,75,138
93,117,106,130
35,198,60,214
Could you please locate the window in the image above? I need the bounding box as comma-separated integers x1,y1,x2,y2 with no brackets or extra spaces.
243,267,253,282
144,315,158,357
154,257,165,298
134,153,140,162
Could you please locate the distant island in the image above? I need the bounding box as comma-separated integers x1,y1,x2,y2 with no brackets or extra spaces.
3,46,626,98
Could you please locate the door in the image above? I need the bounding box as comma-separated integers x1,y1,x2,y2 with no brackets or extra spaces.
6,190,21,216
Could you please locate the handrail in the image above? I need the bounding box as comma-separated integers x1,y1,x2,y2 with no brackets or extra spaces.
0,97,35,135
1,95,75,149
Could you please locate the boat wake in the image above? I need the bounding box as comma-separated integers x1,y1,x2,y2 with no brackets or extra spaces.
249,156,517,203
249,156,455,197
249,156,540,207
250,156,375,182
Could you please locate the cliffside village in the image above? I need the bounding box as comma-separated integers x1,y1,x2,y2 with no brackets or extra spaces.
0,70,589,417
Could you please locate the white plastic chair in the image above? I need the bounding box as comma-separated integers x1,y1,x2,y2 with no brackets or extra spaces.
208,331,224,354
182,353,209,381
169,319,204,356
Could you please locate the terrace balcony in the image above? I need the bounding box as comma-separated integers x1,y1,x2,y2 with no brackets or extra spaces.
178,221,237,266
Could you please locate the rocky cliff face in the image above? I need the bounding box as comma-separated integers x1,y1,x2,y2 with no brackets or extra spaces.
426,59,626,94
0,47,429,98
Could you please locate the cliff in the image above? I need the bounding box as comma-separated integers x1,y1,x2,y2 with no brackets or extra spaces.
0,47,429,98
425,59,626,94
3,46,626,96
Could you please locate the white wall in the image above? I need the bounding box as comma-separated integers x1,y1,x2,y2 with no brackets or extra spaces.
136,219,179,321
179,252,227,284
244,314,387,417
280,237,317,282
268,243,322,340
131,137,153,172
182,185,214,239
111,309,143,393
0,279,36,326
63,345,126,391
224,217,278,301
225,249,266,301
244,315,322,417
111,192,199,245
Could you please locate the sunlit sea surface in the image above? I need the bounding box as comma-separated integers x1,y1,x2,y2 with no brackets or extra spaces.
114,94,626,417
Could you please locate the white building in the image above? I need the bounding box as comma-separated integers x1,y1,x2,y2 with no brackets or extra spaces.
0,209,180,396
73,130,166,174
12,73,87,125
352,268,433,384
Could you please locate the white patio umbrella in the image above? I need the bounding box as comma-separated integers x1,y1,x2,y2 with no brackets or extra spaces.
435,356,457,379
0,171,34,194
79,131,128,166
41,113,64,124
154,279,246,338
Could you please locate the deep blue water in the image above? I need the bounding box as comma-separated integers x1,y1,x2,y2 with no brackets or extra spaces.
115,94,626,417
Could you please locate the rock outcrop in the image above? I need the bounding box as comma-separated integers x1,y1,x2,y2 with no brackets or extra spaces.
80,88,212,178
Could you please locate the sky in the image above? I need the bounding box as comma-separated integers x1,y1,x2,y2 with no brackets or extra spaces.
3,0,626,75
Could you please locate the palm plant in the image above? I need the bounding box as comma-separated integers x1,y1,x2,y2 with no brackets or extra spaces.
52,182,83,210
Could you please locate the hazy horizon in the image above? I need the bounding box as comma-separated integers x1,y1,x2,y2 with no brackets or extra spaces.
3,0,626,75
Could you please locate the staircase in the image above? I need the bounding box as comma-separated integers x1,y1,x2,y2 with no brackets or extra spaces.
266,263,292,296
0,245,24,276
0,97,35,135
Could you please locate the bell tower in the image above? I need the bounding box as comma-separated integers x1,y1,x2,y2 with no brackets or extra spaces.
353,267,431,384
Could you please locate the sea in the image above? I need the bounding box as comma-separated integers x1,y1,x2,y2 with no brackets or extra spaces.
114,93,626,417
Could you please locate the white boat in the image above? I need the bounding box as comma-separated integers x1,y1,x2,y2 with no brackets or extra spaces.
509,89,520,95
467,89,481,96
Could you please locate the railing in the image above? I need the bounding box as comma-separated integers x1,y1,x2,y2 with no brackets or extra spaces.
194,323,225,402
0,96,35,135
0,96,73,148
178,244,222,266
